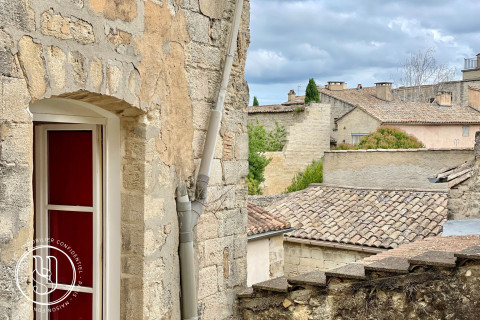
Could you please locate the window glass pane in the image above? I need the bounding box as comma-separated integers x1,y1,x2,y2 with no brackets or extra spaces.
49,210,93,287
48,131,93,206
49,290,92,320
463,126,469,137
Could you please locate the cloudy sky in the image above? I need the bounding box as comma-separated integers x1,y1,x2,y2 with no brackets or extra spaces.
245,0,480,105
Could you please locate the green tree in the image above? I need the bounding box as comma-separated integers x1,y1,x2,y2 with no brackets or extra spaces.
285,160,323,193
333,126,424,150
305,78,320,104
247,120,288,195
253,96,259,106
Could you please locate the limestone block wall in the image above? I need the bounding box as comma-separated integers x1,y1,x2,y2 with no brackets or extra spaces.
247,109,306,133
324,149,473,190
283,240,373,276
0,0,250,319
262,103,331,194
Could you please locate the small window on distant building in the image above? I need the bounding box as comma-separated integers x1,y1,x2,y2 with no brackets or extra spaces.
463,126,469,137
351,133,368,145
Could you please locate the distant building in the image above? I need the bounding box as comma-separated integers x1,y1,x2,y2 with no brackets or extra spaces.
247,202,292,286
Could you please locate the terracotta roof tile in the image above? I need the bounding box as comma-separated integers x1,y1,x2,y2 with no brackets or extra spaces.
247,202,291,236
318,86,480,124
267,184,448,249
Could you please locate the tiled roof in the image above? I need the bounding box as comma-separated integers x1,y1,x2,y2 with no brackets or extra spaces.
358,103,480,124
318,86,480,124
247,202,291,236
434,160,474,188
361,235,480,263
267,184,448,249
247,105,298,114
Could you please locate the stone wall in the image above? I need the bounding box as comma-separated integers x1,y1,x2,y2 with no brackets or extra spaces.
324,149,473,190
239,264,480,320
335,107,381,144
247,234,285,286
0,0,250,319
283,240,375,276
447,132,480,220
394,79,480,105
248,109,306,133
318,91,355,137
262,103,330,194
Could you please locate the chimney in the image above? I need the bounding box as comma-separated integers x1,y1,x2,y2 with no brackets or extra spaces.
288,89,296,101
357,84,363,90
375,82,392,101
468,86,480,108
436,91,452,106
327,81,347,91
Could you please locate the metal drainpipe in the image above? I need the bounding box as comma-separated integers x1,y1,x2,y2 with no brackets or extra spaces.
175,1,244,319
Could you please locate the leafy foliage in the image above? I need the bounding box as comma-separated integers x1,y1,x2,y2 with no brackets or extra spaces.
333,126,424,150
285,160,323,193
305,78,320,104
253,96,259,106
247,120,288,195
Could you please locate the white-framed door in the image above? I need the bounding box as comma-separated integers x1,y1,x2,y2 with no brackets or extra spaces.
34,124,103,320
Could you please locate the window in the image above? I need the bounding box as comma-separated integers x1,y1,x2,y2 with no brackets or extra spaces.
463,126,469,137
35,124,102,319
30,98,121,320
351,133,368,145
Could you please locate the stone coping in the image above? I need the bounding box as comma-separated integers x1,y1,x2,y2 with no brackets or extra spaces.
325,148,473,153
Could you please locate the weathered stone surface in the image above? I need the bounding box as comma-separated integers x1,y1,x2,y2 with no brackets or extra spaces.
0,0,34,31
199,0,226,19
455,245,480,260
107,28,132,48
106,63,122,94
89,0,138,21
17,36,46,99
253,276,289,293
325,263,366,280
408,251,457,268
240,265,480,320
41,11,95,44
68,51,87,86
364,257,410,274
89,59,103,91
288,270,326,287
45,46,66,90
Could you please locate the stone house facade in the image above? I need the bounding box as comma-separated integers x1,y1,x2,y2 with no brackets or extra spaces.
0,0,250,319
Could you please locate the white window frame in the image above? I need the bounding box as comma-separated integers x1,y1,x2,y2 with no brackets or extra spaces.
351,133,368,145
30,98,121,320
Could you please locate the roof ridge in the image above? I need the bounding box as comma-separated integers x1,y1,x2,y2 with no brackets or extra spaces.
308,183,448,193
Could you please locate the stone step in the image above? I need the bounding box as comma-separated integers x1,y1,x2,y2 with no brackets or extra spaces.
325,263,366,281
408,251,456,268
364,257,410,274
237,287,254,298
287,270,326,287
454,245,480,261
252,276,289,293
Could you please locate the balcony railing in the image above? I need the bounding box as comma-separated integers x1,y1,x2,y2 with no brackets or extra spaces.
464,58,477,70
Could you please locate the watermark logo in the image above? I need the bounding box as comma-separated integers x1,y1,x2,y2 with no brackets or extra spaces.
15,243,78,307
